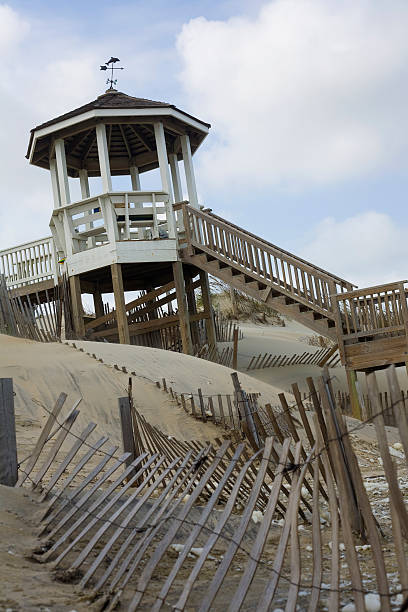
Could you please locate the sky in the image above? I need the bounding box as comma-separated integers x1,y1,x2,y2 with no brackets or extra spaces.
1,0,408,288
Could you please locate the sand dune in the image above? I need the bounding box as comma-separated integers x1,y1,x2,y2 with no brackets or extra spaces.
0,335,226,463
67,339,286,401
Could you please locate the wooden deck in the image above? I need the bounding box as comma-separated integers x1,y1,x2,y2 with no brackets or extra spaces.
333,282,408,371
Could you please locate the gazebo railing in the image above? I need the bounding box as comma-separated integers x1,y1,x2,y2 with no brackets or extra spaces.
50,191,180,257
0,236,56,289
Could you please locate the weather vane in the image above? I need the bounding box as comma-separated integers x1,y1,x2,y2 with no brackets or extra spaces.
100,57,124,89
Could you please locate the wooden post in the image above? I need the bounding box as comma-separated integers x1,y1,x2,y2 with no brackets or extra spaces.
231,372,259,446
185,275,199,347
93,289,104,319
197,388,207,422
172,261,193,355
232,326,239,370
346,369,361,420
119,397,136,469
0,379,17,486
199,270,217,347
69,275,85,338
111,263,130,345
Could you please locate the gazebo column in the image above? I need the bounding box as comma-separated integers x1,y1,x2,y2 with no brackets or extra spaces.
55,137,76,259
169,153,184,232
96,124,112,192
172,261,193,355
130,165,141,190
181,134,198,209
54,139,71,205
169,154,183,202
129,164,144,236
55,138,84,337
49,158,61,208
154,122,176,239
111,263,130,345
79,169,90,199
79,169,95,247
200,270,216,347
96,124,118,244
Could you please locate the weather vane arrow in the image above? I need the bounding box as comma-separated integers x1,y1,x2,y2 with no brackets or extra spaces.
100,57,124,90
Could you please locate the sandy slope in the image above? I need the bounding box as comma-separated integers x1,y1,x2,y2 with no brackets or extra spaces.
231,319,407,395
67,339,284,402
0,484,96,611
0,335,224,464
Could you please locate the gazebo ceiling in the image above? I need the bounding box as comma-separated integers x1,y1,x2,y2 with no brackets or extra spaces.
27,90,210,177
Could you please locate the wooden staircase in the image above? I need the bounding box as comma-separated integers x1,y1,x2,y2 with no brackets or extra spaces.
180,204,356,340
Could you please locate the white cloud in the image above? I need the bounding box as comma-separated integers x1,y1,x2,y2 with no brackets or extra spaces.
0,5,29,54
177,1,408,190
0,5,103,251
0,3,181,252
300,212,408,287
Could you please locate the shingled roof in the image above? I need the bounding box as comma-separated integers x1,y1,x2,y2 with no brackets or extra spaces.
30,89,210,133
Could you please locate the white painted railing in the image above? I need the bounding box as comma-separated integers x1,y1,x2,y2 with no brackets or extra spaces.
50,191,181,257
0,236,56,289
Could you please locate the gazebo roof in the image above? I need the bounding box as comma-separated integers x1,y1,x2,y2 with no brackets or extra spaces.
29,89,211,134
26,89,210,177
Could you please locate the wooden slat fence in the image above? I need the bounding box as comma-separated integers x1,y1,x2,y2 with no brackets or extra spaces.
247,347,341,371
0,274,59,342
194,343,234,368
14,363,408,610
156,377,263,431
213,312,243,342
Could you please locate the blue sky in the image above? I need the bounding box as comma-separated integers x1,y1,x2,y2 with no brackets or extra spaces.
1,0,408,288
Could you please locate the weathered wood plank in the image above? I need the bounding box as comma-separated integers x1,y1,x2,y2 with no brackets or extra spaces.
0,378,17,486
17,392,67,487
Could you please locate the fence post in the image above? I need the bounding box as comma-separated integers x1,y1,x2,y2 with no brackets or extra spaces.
0,379,18,486
232,326,239,370
231,372,259,446
197,388,207,422
346,369,362,420
118,397,136,477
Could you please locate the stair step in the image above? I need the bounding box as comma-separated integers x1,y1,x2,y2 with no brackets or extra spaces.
313,318,329,329
245,281,260,291
285,303,301,314
220,267,233,277
203,258,220,270
193,253,209,265
270,296,287,305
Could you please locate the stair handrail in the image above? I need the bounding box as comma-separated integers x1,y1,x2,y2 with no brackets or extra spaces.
205,208,356,289
182,203,354,293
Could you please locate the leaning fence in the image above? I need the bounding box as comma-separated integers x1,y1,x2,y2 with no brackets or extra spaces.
10,363,408,611
0,273,60,342
247,346,341,371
